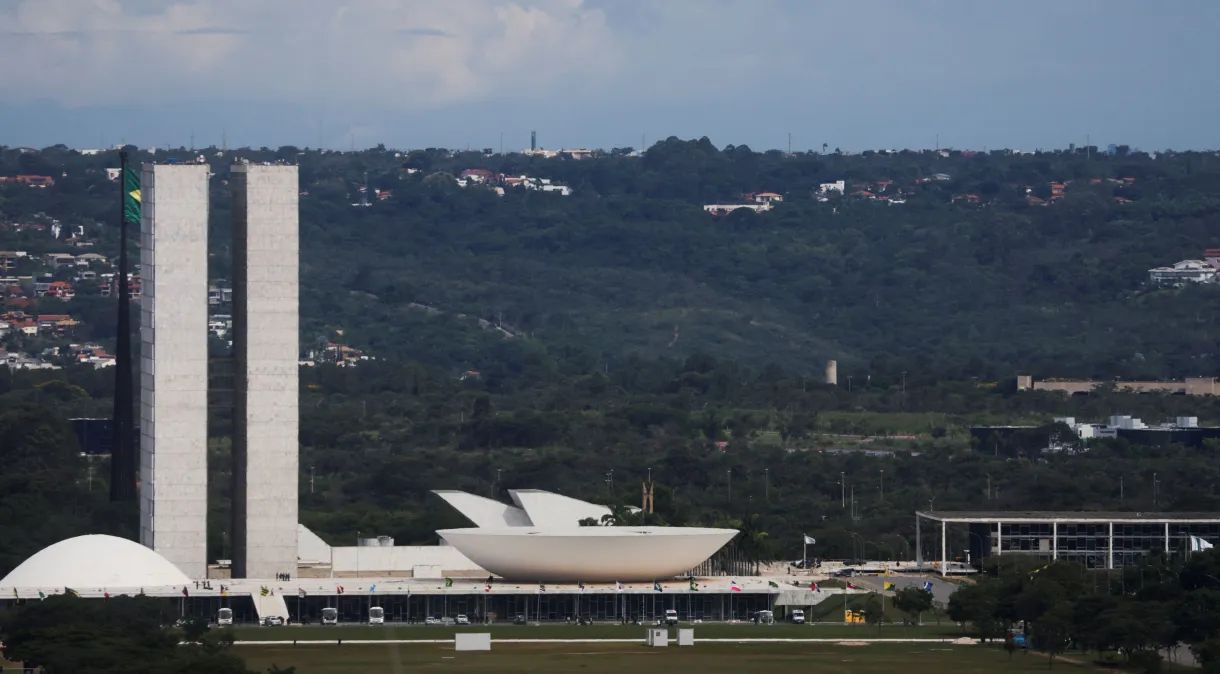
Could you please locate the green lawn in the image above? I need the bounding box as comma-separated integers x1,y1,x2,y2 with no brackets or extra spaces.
232,622,959,642
237,642,1071,674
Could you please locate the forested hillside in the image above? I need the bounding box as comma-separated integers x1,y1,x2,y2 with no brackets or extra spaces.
4,141,1220,571
4,140,1220,382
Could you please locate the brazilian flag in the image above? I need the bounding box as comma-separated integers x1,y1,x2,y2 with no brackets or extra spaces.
690,579,699,592
123,166,141,223
444,578,453,588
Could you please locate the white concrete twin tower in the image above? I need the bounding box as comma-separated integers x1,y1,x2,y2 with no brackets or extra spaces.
137,163,299,579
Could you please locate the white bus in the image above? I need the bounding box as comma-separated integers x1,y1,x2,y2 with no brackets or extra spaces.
217,608,233,626
321,607,339,625
369,606,384,625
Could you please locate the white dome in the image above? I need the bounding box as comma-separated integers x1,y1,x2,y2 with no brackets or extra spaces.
1,535,192,589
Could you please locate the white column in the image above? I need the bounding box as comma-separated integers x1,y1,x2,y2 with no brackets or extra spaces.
1107,522,1114,570
996,522,1002,556
1052,522,1058,560
1165,522,1170,554
940,521,947,576
915,515,922,565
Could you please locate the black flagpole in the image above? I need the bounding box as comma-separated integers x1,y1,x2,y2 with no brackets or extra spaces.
110,149,136,503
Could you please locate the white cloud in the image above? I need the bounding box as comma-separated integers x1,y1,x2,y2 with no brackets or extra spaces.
0,0,617,108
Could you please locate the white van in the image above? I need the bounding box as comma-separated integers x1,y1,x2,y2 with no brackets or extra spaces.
321,607,338,625
217,608,233,626
369,606,385,625
664,609,679,625
791,610,805,624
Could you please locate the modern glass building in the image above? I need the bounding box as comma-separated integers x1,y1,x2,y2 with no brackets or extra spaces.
916,511,1220,571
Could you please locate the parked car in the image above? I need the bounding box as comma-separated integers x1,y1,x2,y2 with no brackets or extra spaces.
424,616,441,625
791,610,806,624
262,616,285,627
455,614,470,625
513,614,526,625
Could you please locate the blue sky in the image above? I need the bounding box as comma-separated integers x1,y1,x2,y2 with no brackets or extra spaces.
1,0,1217,152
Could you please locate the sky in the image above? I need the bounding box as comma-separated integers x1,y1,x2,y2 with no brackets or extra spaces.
1,0,1218,152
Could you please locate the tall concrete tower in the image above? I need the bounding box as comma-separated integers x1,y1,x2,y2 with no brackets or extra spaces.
138,164,211,578
230,164,300,579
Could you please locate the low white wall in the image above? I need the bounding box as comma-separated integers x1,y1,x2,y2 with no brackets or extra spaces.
330,545,482,574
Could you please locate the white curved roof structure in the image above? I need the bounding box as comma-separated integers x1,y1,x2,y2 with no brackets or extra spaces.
1,535,192,589
432,490,532,528
508,489,614,528
438,527,738,581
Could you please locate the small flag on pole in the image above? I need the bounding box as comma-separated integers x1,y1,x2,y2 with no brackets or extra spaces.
768,580,779,589
730,581,742,592
539,583,546,593
615,581,624,592
653,580,663,593
66,587,80,597
369,585,376,593
578,582,585,592
690,579,700,591
11,588,16,599
182,587,189,598
804,535,816,545
104,592,111,600
810,581,818,591
299,588,306,598
260,586,269,597
485,584,492,593
38,591,46,600
922,581,934,592
445,578,453,588
337,585,345,595
846,582,858,590
220,587,228,597
884,581,895,591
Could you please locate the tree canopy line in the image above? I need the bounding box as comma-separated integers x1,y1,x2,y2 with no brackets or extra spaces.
947,551,1220,673
4,357,1220,576
0,594,286,673
4,141,1220,381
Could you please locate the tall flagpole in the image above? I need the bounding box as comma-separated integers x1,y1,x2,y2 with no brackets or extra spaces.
110,149,136,503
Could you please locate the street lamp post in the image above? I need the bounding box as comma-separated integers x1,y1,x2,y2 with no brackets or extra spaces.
841,472,846,509
880,469,884,502
765,468,770,503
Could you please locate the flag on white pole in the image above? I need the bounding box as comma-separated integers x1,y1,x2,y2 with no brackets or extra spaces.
1191,536,1214,552
804,535,817,545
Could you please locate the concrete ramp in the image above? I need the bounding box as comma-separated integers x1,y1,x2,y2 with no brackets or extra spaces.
252,592,290,622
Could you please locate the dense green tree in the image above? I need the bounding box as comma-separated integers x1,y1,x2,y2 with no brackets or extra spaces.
0,595,252,674
892,586,934,624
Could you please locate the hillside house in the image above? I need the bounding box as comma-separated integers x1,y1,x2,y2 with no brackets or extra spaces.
46,253,75,269
1148,260,1217,287
0,251,28,272
0,175,54,187
702,203,773,215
